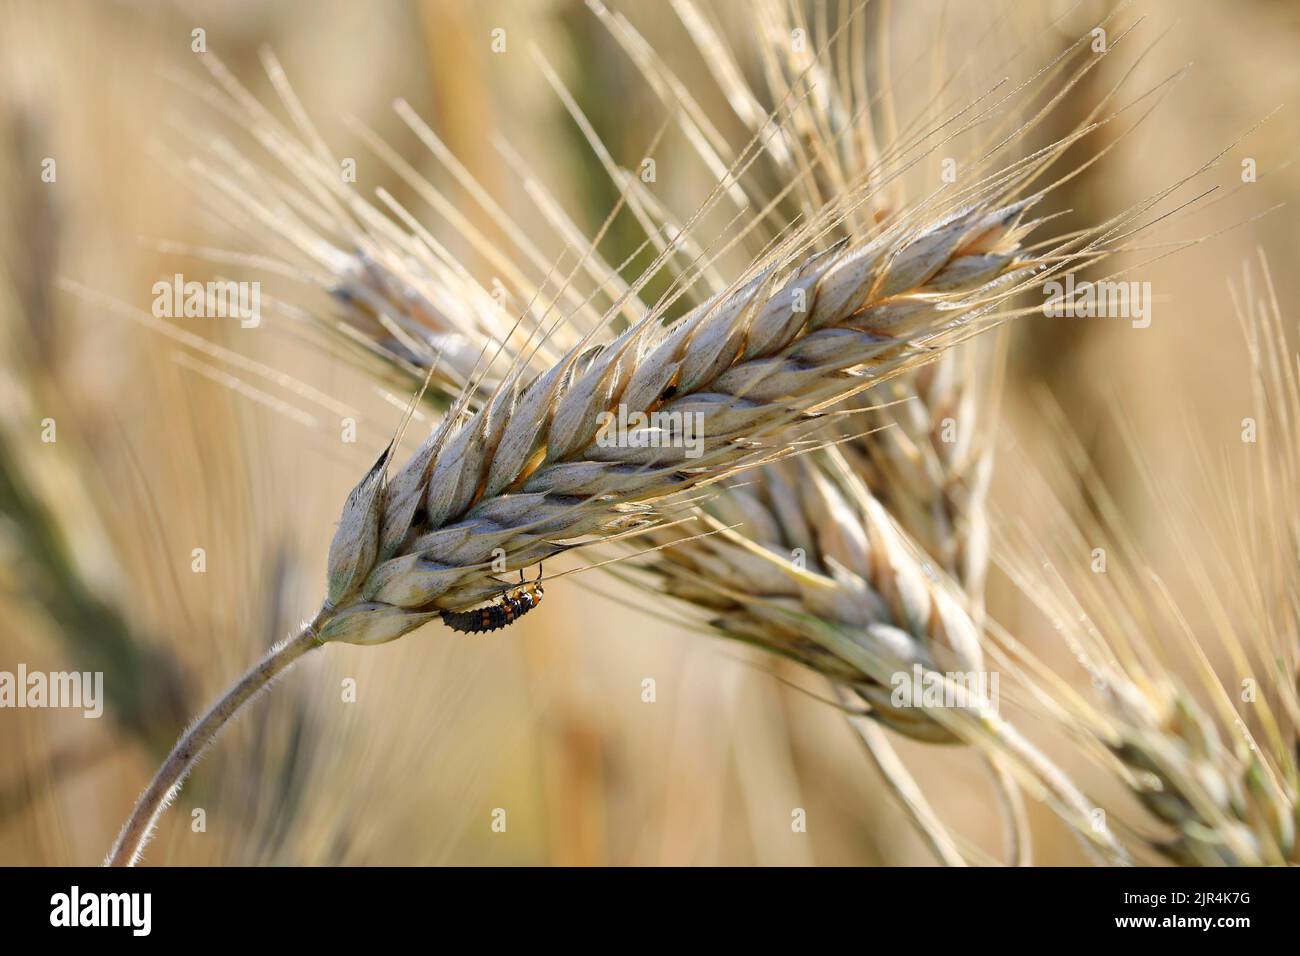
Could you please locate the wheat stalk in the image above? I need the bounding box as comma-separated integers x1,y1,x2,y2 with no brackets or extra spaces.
105,161,1055,864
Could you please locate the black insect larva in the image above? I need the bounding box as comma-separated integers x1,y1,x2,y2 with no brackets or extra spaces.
442,579,544,635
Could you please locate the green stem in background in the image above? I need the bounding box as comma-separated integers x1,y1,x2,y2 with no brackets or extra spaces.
0,432,191,753
103,611,329,867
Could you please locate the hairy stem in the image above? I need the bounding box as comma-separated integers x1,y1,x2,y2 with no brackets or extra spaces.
104,610,329,867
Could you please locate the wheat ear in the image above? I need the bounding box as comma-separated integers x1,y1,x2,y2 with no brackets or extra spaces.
105,179,1044,865
645,449,1129,863
993,256,1299,865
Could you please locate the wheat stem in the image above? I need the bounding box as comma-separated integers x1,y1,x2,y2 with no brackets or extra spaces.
104,610,329,867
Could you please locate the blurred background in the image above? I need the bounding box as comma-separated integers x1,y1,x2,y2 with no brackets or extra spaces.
0,0,1296,865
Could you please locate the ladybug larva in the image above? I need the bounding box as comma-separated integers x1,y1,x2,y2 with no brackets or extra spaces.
441,580,544,635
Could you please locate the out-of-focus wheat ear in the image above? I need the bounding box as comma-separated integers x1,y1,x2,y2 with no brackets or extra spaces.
651,452,981,741
642,450,1128,863
843,344,994,597
991,255,1299,864
164,50,594,400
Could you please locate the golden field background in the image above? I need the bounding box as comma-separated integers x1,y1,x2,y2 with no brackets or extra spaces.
0,0,1297,865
